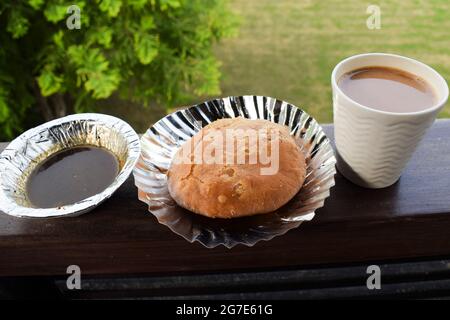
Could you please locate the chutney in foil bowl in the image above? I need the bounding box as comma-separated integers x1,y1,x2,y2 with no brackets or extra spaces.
0,113,140,218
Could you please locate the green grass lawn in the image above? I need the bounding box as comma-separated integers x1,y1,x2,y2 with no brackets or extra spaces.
95,0,449,132
212,0,450,123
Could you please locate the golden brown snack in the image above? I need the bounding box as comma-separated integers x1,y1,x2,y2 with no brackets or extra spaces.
167,118,306,218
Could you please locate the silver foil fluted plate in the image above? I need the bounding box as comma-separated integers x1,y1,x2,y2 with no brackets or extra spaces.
0,113,140,218
133,96,336,248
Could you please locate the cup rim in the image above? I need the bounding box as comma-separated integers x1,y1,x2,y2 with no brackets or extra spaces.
331,52,449,117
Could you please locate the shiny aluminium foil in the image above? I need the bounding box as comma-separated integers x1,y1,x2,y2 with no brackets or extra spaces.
0,113,140,218
133,96,337,248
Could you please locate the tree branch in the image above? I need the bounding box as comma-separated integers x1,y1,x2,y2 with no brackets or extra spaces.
50,93,67,118
32,80,54,121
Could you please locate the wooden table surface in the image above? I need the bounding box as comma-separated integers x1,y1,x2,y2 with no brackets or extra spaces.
1,120,450,278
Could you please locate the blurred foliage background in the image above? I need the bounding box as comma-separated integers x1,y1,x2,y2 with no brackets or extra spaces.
0,0,449,140
0,0,237,140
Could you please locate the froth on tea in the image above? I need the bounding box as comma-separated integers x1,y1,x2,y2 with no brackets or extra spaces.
338,66,436,113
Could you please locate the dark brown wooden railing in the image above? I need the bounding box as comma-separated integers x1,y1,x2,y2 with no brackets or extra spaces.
1,120,450,299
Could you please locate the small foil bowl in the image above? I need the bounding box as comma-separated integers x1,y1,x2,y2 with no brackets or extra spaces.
0,113,140,218
133,96,336,248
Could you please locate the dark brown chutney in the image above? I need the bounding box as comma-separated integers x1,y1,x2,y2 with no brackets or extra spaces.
26,146,119,208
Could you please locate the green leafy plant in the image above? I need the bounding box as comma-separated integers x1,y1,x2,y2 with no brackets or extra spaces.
0,0,237,140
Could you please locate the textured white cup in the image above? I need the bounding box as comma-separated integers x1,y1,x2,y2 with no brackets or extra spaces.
332,53,448,188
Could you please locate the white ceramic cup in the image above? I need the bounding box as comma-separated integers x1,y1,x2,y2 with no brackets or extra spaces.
331,53,449,188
